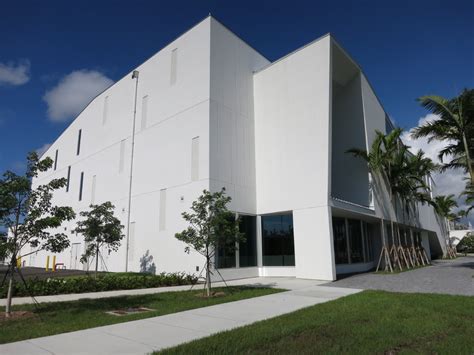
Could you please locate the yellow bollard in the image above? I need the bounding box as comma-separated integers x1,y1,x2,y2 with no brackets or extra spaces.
46,255,50,271
16,257,22,268
52,256,57,272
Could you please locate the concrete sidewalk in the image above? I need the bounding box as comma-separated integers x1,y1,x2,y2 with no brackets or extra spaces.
1,276,326,306
0,278,361,354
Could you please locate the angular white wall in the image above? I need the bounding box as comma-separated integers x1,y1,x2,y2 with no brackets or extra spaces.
209,18,269,214
254,36,335,280
31,18,214,273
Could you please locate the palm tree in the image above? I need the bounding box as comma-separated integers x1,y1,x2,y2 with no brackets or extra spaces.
460,180,474,216
411,89,474,183
395,149,437,266
432,195,459,220
348,129,410,271
348,129,437,270
431,194,459,258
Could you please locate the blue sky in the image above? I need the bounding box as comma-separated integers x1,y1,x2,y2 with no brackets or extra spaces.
0,0,473,213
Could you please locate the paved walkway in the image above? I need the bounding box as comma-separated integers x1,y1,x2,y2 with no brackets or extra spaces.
326,256,474,296
0,278,361,354
2,276,328,306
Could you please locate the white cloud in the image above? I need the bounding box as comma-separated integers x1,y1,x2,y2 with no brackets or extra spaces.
43,70,113,122
36,143,52,157
0,60,30,86
402,113,472,223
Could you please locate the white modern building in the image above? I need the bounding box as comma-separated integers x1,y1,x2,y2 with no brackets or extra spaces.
28,16,448,281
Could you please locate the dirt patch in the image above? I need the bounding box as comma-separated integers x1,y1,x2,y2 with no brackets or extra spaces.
0,311,36,322
105,307,154,316
195,291,226,298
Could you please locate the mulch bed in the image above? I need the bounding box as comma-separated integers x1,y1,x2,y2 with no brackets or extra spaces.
0,311,36,322
195,291,226,298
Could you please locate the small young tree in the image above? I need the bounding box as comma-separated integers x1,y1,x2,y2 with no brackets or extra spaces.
139,250,156,274
74,202,124,277
0,152,75,317
175,189,243,297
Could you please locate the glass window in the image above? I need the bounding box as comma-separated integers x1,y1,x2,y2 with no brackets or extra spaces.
66,166,71,192
216,214,237,269
367,224,374,261
348,219,364,263
334,218,375,265
262,213,295,266
364,222,374,262
77,129,82,156
79,172,84,201
333,217,348,264
216,242,236,269
54,149,58,170
239,215,257,267
385,223,394,246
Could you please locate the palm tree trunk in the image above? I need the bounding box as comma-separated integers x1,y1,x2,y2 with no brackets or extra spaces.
462,133,474,183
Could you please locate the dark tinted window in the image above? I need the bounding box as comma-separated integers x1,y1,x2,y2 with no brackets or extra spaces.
333,217,348,264
79,172,84,201
54,149,58,170
348,219,363,263
262,213,295,266
239,215,257,267
77,129,82,156
216,215,236,269
66,166,71,192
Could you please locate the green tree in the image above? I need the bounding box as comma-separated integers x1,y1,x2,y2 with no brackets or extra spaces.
73,202,124,277
456,233,474,255
175,189,243,297
0,152,75,317
431,194,459,256
460,180,474,216
348,129,436,269
411,89,474,183
432,195,458,221
347,129,398,271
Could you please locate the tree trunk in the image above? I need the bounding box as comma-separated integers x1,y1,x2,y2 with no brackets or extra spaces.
462,133,474,184
95,243,99,278
206,257,211,297
5,274,14,317
5,253,17,317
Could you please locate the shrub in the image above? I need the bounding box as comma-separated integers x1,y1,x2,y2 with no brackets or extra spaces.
0,272,197,298
456,233,474,254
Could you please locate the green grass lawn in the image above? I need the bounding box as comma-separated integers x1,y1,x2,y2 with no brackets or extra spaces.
0,286,282,344
161,290,474,354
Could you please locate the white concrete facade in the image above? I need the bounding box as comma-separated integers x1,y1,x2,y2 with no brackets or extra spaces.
29,17,447,281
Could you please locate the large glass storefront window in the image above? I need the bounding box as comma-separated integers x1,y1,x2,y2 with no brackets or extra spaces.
216,215,257,269
216,243,236,269
262,214,295,266
348,219,364,263
239,215,257,267
333,217,374,265
333,218,348,264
